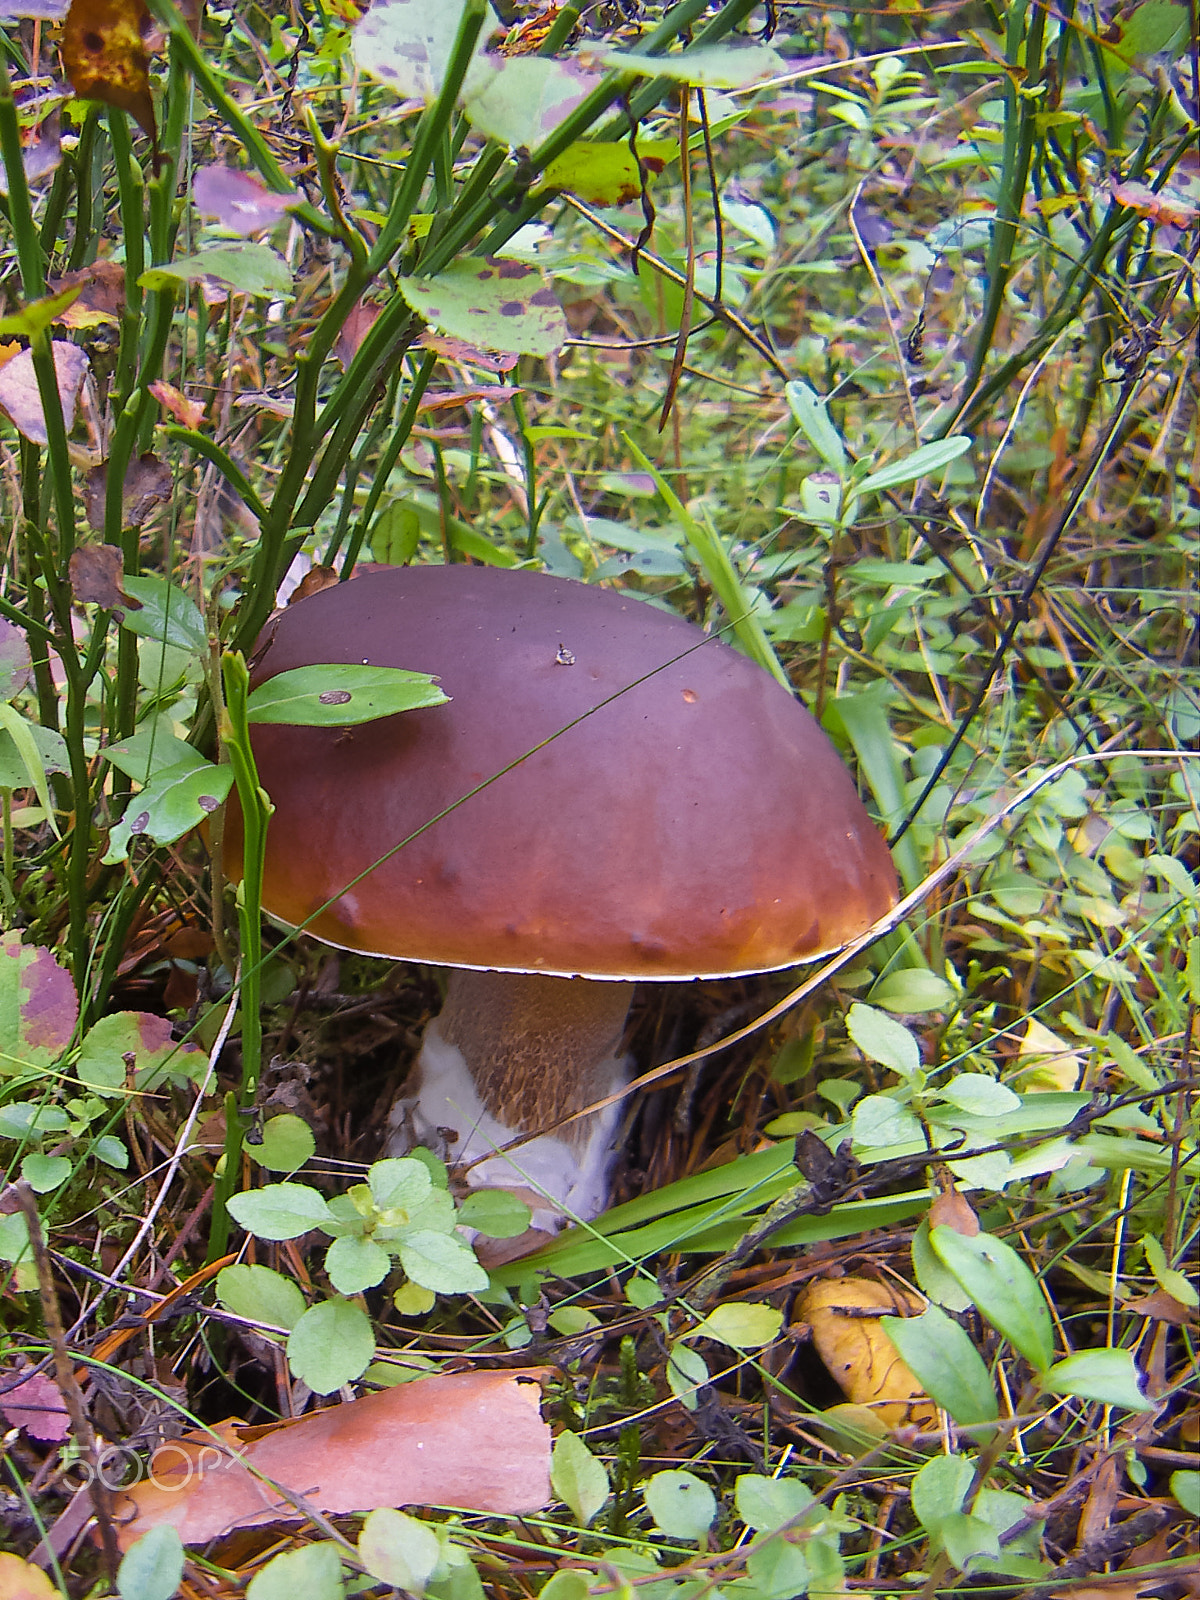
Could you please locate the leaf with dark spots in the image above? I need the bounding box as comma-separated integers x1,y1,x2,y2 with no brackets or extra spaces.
62,0,157,142
194,166,297,237
353,0,497,104
102,758,235,864
464,54,601,150
81,451,170,532
0,617,31,700
336,300,381,370
0,340,89,444
400,258,566,357
245,663,448,726
69,543,139,609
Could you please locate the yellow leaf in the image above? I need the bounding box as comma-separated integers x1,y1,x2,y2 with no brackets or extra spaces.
798,1277,937,1429
62,0,157,143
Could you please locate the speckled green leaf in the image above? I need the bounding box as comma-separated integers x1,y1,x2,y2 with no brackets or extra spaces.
354,0,496,103
465,56,600,149
400,260,566,357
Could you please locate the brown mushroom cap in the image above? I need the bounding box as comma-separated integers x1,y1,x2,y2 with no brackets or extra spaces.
225,564,898,979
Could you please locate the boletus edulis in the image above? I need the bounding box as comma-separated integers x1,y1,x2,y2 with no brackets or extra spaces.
224,564,898,1247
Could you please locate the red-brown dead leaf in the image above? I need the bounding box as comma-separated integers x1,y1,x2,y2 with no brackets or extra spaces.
113,1368,552,1549
1123,1289,1196,1325
416,330,520,373
47,260,125,329
69,544,139,609
194,166,296,236
149,378,205,429
419,385,520,411
928,1186,979,1236
0,340,88,443
0,1369,71,1442
287,564,340,605
82,451,171,532
62,0,157,143
1111,178,1198,228
335,299,381,370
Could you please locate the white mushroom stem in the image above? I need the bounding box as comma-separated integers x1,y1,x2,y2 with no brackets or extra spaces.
389,970,633,1229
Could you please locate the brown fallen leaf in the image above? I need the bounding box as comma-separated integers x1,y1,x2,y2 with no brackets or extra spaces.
82,452,171,532
62,0,157,143
113,1367,552,1549
47,260,126,329
69,544,136,609
797,1276,937,1429
0,340,89,444
928,1183,979,1237
1123,1289,1196,1325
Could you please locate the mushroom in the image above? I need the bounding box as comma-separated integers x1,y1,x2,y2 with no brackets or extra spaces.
224,564,898,1240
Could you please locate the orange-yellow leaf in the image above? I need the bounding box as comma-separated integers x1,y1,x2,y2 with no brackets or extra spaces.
62,0,157,142
798,1277,937,1429
0,1552,61,1600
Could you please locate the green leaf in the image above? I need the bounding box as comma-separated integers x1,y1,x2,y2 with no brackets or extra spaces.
370,501,422,566
0,703,63,832
457,1188,532,1239
939,1511,1000,1571
643,1470,717,1540
117,575,206,651
911,1219,973,1313
251,1113,316,1174
1170,1470,1200,1516
552,1429,609,1526
286,1298,375,1393
103,758,234,864
464,55,600,148
935,1074,1021,1116
20,1154,70,1191
930,1227,1054,1373
690,1301,783,1350
397,1229,488,1294
246,663,448,726
353,0,496,102
102,722,203,784
785,381,846,476
140,243,293,298
747,1536,811,1598
359,1508,442,1594
539,1574,592,1600
736,1474,816,1532
94,1135,129,1169
851,1094,924,1150
910,1453,974,1534
882,1305,998,1427
869,968,956,1013
247,1541,345,1600
603,42,784,87
1143,1234,1199,1306
0,933,77,1076
227,1182,336,1242
369,1156,435,1214
117,1524,185,1600
1043,1348,1152,1410
215,1263,307,1330
845,1002,920,1078
0,286,81,338
326,1234,393,1295
666,1343,709,1412
548,1305,601,1336
857,436,972,494
400,260,567,358
0,722,68,797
